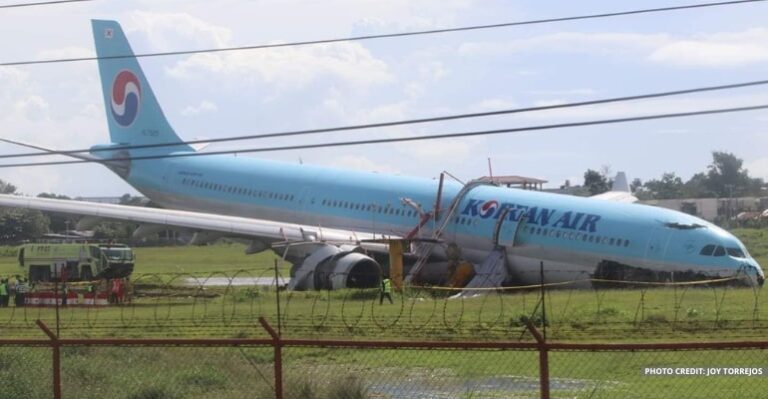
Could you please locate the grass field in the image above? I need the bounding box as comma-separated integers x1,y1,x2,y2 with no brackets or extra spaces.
0,231,764,342
0,232,766,398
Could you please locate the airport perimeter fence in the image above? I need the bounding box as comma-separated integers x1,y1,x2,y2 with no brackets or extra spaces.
3,266,764,341
2,318,768,399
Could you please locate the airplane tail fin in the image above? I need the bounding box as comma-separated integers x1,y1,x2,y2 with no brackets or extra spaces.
91,20,193,154
612,172,630,192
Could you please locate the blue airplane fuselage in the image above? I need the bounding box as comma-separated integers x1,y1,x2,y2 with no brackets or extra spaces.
123,154,765,285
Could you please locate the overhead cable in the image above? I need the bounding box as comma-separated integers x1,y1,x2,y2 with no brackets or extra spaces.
0,0,764,66
2,78,767,159
0,0,93,9
0,103,766,168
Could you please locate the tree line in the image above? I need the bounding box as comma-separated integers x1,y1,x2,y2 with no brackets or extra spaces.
583,151,765,200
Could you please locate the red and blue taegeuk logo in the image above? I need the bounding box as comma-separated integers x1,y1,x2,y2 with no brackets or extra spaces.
479,200,499,218
110,70,141,127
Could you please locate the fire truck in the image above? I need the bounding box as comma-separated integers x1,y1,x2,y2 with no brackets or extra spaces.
17,243,135,282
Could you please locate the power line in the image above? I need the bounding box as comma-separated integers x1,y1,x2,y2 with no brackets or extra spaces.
1,0,764,66
1,103,766,168
3,78,768,159
0,0,93,9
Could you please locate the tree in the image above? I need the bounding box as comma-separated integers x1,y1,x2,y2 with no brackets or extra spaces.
583,169,610,195
0,180,50,243
630,178,643,193
0,181,16,194
682,172,711,198
642,173,685,200
703,151,764,197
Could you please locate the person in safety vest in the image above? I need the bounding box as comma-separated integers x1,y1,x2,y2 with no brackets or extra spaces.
379,276,393,305
0,278,8,307
14,278,28,307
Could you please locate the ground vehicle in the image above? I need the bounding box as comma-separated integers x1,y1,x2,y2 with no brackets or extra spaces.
18,243,135,282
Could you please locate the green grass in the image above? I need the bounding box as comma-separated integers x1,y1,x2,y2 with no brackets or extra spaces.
0,232,765,398
0,242,285,277
0,230,765,342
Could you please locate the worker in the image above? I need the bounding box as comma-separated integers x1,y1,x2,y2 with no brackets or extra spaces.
0,278,8,307
379,276,393,305
111,278,123,305
14,278,27,307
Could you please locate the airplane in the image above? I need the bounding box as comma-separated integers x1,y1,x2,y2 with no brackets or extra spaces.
0,20,762,291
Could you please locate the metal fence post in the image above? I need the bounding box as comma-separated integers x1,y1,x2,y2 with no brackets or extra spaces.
526,320,550,399
259,317,283,399
36,320,62,399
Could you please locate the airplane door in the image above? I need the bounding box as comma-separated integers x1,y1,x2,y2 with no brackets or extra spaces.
494,209,525,249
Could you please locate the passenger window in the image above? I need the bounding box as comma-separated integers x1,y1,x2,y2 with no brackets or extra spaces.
700,245,715,256
713,246,726,257
726,247,745,258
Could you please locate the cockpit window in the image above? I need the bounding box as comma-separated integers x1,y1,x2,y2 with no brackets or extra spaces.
713,246,726,257
727,247,746,258
700,245,715,256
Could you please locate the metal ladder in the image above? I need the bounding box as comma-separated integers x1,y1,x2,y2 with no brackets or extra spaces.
404,178,495,284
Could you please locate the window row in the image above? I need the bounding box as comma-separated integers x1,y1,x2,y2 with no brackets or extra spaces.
523,226,631,247
181,178,295,202
320,199,419,218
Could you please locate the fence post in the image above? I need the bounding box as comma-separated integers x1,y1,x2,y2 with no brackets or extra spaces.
526,320,550,399
259,316,283,399
36,320,62,399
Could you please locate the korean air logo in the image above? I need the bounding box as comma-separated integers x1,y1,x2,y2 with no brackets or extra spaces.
110,70,141,127
479,200,499,219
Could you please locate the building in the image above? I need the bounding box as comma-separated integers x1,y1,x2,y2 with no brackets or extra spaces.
478,175,547,191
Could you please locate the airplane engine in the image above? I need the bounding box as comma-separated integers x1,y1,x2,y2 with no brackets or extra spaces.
288,245,382,290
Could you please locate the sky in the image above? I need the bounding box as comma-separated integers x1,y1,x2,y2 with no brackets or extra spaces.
0,0,768,197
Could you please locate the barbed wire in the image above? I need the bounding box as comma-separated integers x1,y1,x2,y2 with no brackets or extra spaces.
0,268,763,339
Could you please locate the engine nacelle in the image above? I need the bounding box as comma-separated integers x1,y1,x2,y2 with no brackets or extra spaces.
288,245,382,290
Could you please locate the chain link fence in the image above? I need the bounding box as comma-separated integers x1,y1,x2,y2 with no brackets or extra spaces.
1,318,765,399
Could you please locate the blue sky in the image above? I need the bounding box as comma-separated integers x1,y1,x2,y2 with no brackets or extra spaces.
0,0,767,196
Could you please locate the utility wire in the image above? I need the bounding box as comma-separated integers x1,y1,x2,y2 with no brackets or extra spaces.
2,79,768,159
0,0,93,9
0,0,764,66
1,103,766,168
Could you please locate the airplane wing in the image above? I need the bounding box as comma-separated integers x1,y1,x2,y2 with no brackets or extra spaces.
0,194,384,246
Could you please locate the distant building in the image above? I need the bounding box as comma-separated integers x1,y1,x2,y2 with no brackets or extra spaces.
641,197,768,222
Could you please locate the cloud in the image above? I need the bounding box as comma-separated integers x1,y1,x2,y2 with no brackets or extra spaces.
458,28,768,68
458,32,668,57
166,42,394,90
181,100,218,116
328,155,401,174
397,137,485,163
649,28,768,67
37,46,95,60
473,98,517,111
129,11,231,50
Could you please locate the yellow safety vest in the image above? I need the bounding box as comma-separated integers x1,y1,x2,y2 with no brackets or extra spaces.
382,279,392,294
